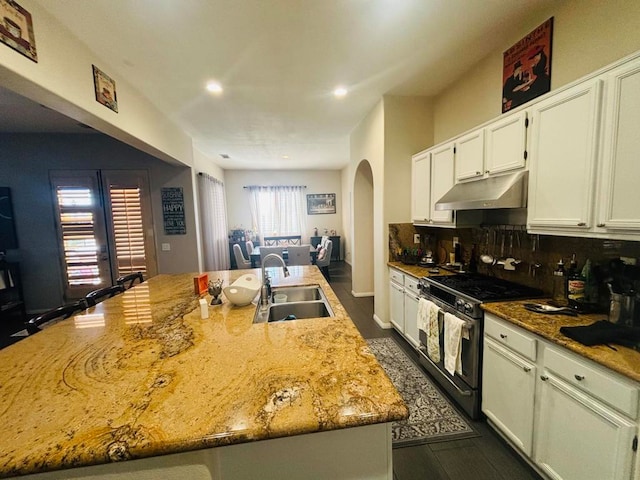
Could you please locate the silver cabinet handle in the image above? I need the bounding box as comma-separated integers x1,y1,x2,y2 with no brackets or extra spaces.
485,170,490,174
523,366,531,373
574,374,585,381
500,333,507,339
540,375,548,381
597,223,605,228
577,222,586,226
476,171,482,175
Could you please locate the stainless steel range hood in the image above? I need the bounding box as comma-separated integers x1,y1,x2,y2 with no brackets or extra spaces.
434,171,528,211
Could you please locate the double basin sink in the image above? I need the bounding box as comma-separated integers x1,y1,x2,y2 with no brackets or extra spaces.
253,284,334,323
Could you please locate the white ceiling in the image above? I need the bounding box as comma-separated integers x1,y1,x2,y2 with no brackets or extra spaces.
2,0,555,169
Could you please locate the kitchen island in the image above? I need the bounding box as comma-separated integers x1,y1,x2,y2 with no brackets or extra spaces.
0,266,407,479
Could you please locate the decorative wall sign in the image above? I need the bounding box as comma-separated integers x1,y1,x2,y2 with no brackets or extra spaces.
0,0,37,62
161,187,186,235
92,65,118,112
502,17,553,113
307,193,336,215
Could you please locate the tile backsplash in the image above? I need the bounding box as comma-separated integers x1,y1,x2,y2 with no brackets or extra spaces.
389,223,640,309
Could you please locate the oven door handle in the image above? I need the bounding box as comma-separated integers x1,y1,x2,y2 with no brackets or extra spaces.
418,346,473,397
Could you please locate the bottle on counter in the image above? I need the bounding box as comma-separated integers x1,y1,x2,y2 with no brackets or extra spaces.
567,254,586,308
552,259,569,306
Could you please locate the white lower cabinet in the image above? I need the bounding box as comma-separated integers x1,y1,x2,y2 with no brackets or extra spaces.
403,277,420,347
535,370,636,480
483,313,639,480
482,336,536,456
389,277,404,332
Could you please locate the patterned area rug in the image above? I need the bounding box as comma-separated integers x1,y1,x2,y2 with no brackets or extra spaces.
367,337,478,447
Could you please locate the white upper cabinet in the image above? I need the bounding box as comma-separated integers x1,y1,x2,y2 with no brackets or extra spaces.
430,142,455,225
527,79,603,232
455,128,485,182
485,110,528,176
411,150,431,224
597,58,640,234
455,111,527,183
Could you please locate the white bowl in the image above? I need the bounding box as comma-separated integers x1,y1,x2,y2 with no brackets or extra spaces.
223,274,261,306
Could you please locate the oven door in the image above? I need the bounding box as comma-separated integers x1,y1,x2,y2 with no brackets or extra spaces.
417,294,482,390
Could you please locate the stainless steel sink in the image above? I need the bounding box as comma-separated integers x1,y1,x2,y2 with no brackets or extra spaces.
253,285,334,323
271,285,322,302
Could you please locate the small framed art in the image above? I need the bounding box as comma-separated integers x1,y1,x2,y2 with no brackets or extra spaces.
93,65,118,113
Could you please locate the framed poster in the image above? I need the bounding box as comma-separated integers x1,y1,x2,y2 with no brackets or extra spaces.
161,187,186,235
93,65,118,113
307,193,336,215
0,0,37,62
502,17,553,113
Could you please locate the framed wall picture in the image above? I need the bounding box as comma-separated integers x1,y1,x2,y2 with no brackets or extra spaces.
0,0,37,62
92,65,118,113
161,187,186,235
0,187,18,251
502,17,553,113
307,193,336,215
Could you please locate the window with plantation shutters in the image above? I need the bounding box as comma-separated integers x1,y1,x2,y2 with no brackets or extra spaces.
109,185,147,276
51,170,157,300
56,186,102,287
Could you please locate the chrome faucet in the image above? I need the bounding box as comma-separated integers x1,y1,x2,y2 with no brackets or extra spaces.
260,253,290,308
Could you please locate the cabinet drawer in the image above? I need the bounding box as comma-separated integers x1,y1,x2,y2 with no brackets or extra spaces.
405,276,420,296
389,269,404,285
544,346,638,419
484,315,537,361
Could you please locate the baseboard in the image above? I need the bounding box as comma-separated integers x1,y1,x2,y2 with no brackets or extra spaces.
373,314,392,329
351,290,374,298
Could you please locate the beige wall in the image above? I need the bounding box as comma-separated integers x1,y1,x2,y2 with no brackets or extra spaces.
433,0,640,143
0,0,194,167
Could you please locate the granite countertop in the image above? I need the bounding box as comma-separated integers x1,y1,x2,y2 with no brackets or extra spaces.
387,261,458,279
483,299,640,383
0,266,407,478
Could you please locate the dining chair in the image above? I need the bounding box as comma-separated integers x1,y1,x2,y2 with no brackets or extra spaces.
84,284,126,307
24,300,87,335
259,246,285,267
320,235,329,249
286,245,311,266
245,240,254,256
316,240,333,280
233,243,251,269
116,272,144,289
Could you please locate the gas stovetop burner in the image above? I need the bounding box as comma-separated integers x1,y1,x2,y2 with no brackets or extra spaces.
423,273,543,303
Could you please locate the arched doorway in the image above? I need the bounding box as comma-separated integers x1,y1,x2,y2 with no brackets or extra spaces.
351,159,374,296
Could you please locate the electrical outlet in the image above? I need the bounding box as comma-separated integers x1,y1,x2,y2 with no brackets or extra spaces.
414,234,420,244
161,243,171,251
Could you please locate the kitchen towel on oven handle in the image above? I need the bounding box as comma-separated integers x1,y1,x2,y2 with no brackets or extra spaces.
444,312,464,376
417,298,441,363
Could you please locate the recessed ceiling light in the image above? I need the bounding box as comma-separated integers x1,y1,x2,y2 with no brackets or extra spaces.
206,81,223,94
220,153,230,159
333,87,348,97
282,155,289,159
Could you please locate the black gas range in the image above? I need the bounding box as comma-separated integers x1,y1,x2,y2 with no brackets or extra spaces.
418,273,543,319
416,272,542,419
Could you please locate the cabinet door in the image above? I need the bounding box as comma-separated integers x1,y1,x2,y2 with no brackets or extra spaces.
411,150,431,224
485,110,528,176
430,143,455,225
455,129,484,182
598,59,640,233
482,337,536,456
389,281,404,332
527,80,602,231
535,372,636,480
403,290,420,347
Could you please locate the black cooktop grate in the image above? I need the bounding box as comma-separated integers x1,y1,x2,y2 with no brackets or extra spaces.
427,274,543,302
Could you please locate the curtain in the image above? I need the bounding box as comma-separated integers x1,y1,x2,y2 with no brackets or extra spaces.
247,186,307,240
198,173,230,271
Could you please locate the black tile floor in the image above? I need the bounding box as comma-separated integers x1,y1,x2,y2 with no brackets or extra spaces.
327,261,542,480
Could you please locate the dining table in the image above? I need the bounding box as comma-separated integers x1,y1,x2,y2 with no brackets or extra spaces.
250,245,318,268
